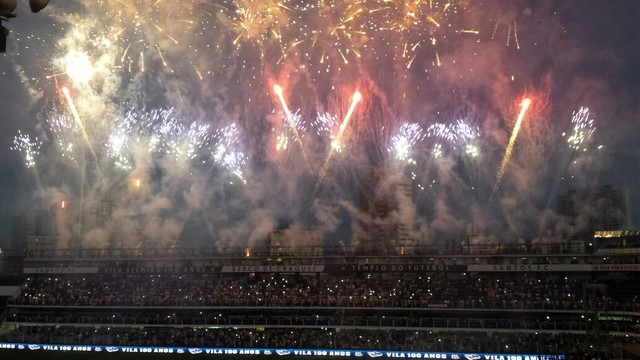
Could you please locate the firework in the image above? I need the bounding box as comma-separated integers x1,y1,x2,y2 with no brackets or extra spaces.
315,90,362,196
335,91,363,142
165,121,212,164
554,106,598,180
12,131,42,168
273,84,311,169
389,122,426,164
491,7,520,49
63,50,96,84
110,108,215,168
491,97,532,203
449,119,481,161
377,0,476,68
312,112,341,136
212,123,248,183
451,119,480,144
106,132,133,171
61,86,102,174
38,0,202,98
422,122,454,160
540,107,598,231
114,108,178,155
6,0,610,250
565,107,596,151
43,112,77,164
291,0,370,75
218,0,290,57
275,109,303,152
426,122,455,142
276,132,289,152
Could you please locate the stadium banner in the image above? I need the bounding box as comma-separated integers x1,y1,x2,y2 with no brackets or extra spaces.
326,264,467,273
98,265,221,274
591,264,640,271
24,264,640,274
0,343,565,359
23,267,99,274
221,265,325,273
467,264,594,272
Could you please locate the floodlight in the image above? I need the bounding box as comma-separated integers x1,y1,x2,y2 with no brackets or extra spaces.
29,0,49,13
0,0,17,17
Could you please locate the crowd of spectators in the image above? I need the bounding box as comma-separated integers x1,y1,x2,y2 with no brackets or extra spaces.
3,272,640,359
8,273,639,312
0,326,632,359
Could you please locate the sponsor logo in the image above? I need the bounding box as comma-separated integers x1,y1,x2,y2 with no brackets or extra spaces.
368,351,384,358
28,345,41,350
276,349,292,355
464,354,481,360
189,348,203,355
106,347,119,353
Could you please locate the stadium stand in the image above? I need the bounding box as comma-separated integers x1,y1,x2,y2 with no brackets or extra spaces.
1,243,640,359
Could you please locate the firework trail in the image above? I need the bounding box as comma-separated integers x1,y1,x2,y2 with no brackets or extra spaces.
492,7,520,49
61,86,103,180
311,90,362,202
273,84,312,171
275,109,311,156
334,91,363,144
490,97,531,204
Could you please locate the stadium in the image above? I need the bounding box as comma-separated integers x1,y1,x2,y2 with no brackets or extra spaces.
0,236,639,359
2,1,640,359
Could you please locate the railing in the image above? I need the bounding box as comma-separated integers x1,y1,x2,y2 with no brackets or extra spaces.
15,242,602,260
8,297,640,313
4,314,620,333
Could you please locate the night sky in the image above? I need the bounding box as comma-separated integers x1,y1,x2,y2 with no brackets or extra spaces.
0,0,639,251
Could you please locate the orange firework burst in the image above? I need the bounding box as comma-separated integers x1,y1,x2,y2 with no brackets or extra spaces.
218,0,290,57
377,0,476,68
